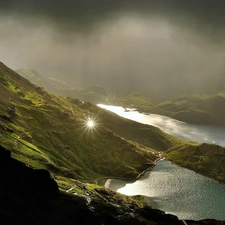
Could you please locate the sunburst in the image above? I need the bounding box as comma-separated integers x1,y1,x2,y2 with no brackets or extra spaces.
82,116,99,132
87,118,95,128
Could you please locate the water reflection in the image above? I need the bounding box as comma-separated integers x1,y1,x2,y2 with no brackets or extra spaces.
97,104,225,147
105,160,225,220
99,104,225,220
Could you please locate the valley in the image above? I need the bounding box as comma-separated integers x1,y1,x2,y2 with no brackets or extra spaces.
1,61,225,224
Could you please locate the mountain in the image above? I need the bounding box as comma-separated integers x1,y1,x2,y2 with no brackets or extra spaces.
0,61,188,224
146,93,225,126
1,61,186,184
107,91,154,109
109,92,225,126
15,68,109,104
15,68,225,126
104,92,225,183
4,144,223,225
15,68,72,90
1,61,225,224
166,143,225,184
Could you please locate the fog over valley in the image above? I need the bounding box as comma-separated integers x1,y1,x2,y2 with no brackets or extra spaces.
1,0,225,102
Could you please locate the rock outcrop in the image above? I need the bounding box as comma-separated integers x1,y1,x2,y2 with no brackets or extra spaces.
1,145,225,225
0,145,59,224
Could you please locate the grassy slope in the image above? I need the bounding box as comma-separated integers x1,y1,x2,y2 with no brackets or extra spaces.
0,61,185,189
1,65,224,225
16,68,225,126
144,94,225,126
109,92,154,109
92,89,225,185
3,63,225,225
166,143,225,184
107,91,225,126
15,68,108,104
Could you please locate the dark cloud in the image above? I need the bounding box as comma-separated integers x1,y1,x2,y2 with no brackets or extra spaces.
0,0,122,31
1,0,225,43
1,0,225,36
1,0,225,102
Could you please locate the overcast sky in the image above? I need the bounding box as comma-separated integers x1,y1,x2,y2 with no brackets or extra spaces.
1,0,225,101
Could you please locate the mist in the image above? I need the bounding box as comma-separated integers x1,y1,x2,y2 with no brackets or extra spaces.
1,0,225,102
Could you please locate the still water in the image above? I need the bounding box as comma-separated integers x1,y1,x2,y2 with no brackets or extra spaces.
97,104,225,147
106,160,225,220
98,104,225,220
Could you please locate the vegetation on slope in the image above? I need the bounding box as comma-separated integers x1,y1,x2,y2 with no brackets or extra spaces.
0,61,184,188
103,90,225,185
0,145,187,225
135,94,225,126
149,94,225,125
103,91,225,126
166,143,225,184
17,68,225,127
15,68,108,104
2,62,225,224
108,91,154,109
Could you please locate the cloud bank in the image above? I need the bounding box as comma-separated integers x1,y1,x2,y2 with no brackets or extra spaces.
1,0,225,101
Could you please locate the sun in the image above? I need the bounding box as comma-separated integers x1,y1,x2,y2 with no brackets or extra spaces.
82,115,99,132
84,117,98,131
87,119,95,128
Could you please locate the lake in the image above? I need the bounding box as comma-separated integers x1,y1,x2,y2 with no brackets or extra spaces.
98,104,225,220
97,104,225,147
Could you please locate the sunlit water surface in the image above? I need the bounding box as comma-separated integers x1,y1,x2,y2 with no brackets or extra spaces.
105,160,225,220
98,104,225,220
97,104,225,147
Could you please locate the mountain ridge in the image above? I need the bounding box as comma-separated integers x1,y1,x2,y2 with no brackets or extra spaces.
0,61,184,185
1,61,225,224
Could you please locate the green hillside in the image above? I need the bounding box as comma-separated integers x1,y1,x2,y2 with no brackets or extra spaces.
2,61,225,224
166,143,225,184
0,62,185,189
16,68,225,127
104,91,225,126
16,68,108,104
143,94,225,126
0,62,189,225
108,91,154,109
8,63,225,187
